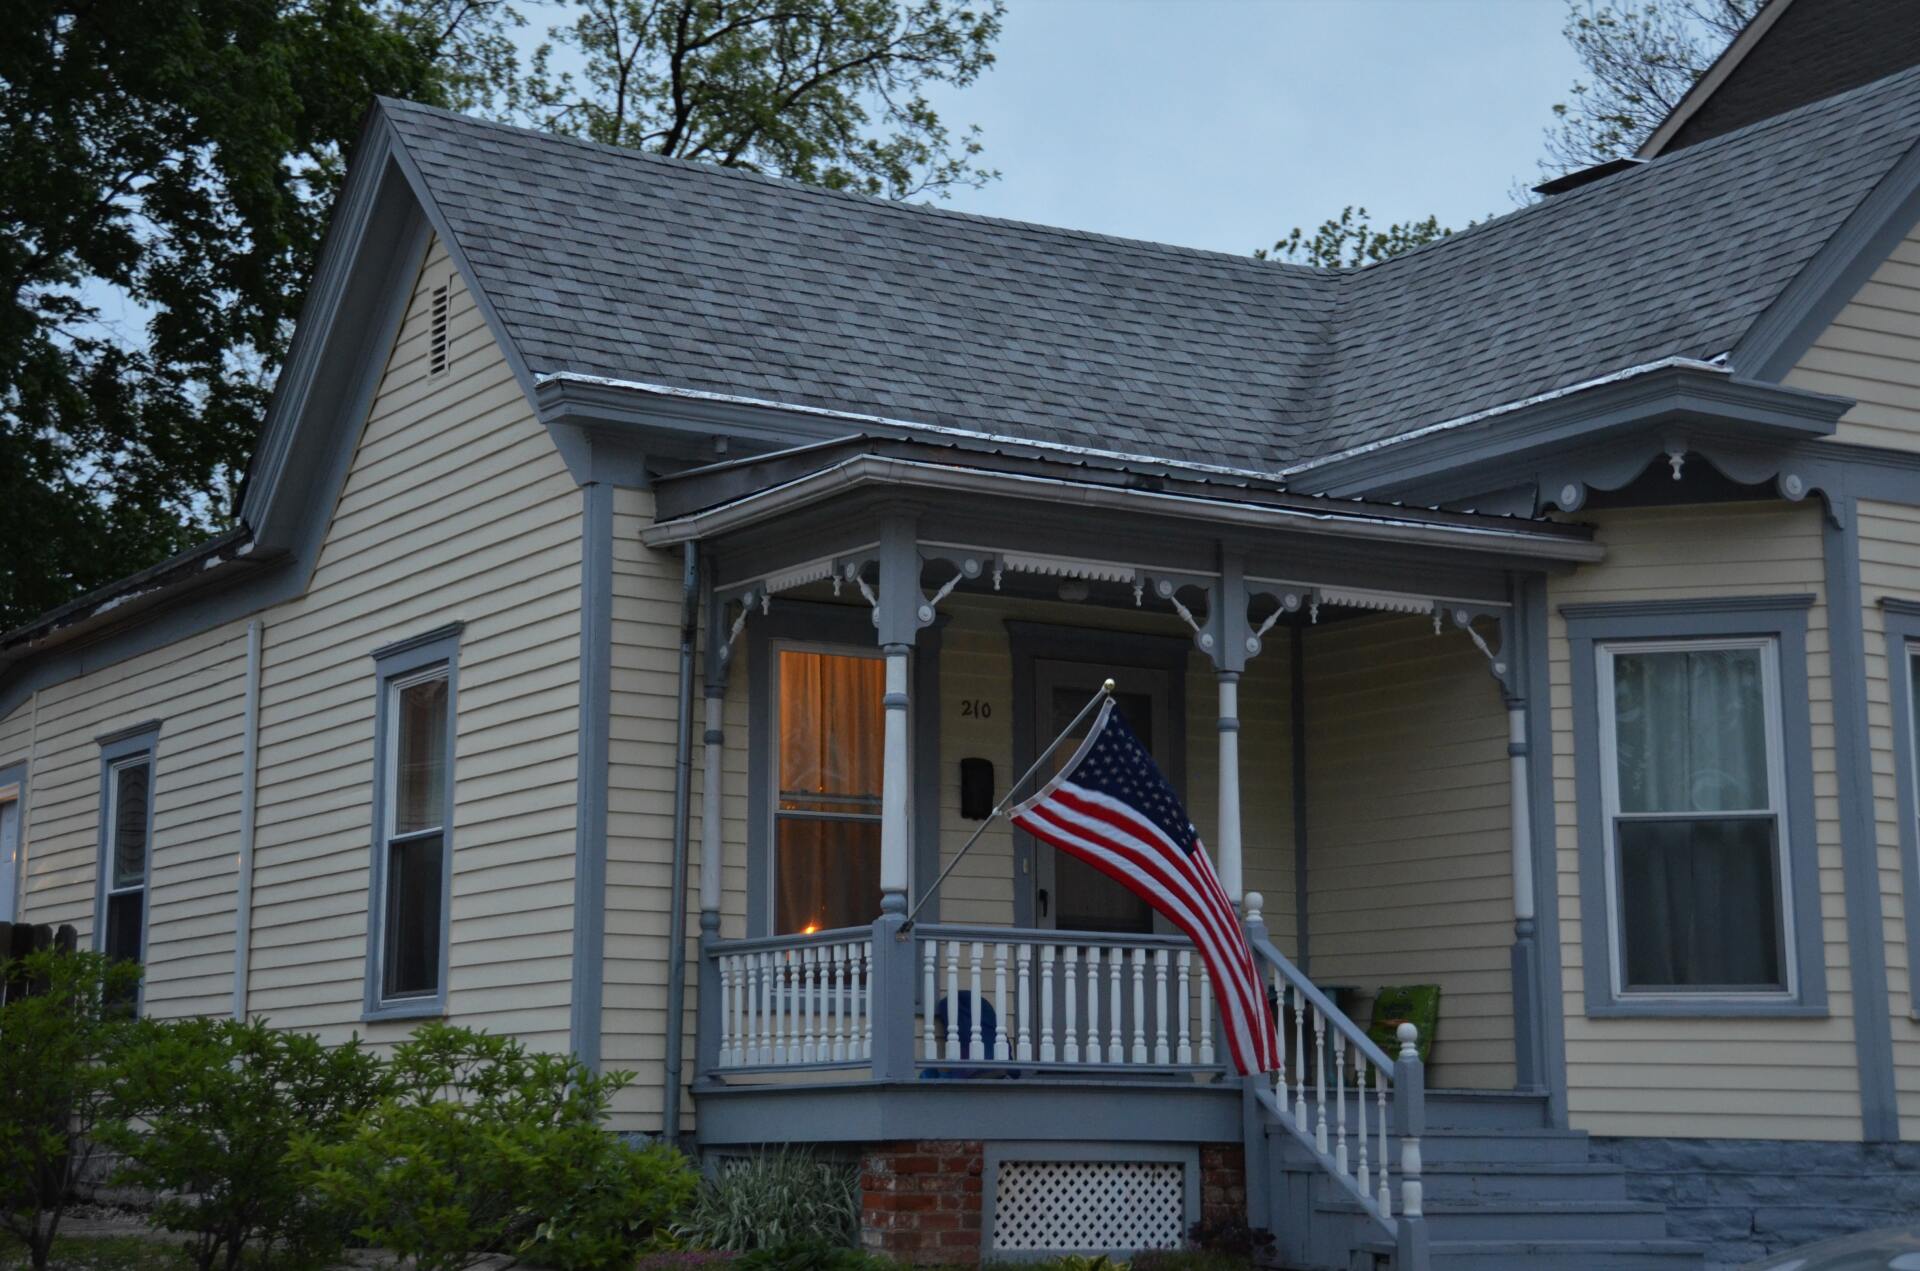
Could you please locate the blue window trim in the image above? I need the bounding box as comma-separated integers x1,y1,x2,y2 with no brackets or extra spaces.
1882,598,1920,1018
364,623,462,1023
745,601,941,937
95,721,161,1007
0,758,25,924
1563,596,1828,1018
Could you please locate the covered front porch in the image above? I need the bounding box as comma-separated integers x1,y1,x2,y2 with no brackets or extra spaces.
643,435,1595,1105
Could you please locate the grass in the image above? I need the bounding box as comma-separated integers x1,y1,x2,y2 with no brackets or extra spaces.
0,1234,188,1271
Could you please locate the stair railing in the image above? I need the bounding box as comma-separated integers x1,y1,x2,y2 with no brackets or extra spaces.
1243,893,1427,1270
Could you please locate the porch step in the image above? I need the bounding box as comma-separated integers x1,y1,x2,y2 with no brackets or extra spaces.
1392,1160,1629,1203
1355,1237,1708,1270
1318,1195,1671,1242
1270,1120,1596,1165
1413,1089,1553,1130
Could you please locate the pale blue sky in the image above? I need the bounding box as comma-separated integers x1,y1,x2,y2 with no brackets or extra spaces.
916,0,1587,255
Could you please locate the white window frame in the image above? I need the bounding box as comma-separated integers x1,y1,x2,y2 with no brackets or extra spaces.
365,625,461,1021
767,638,897,935
1595,635,1796,1001
0,766,22,925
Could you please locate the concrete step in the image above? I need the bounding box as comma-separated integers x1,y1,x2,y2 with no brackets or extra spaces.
1317,1159,1630,1203
1415,1125,1594,1165
1357,1237,1707,1270
1322,1197,1671,1242
1415,1089,1553,1130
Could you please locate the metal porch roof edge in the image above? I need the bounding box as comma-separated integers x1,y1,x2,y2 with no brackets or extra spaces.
639,451,1606,565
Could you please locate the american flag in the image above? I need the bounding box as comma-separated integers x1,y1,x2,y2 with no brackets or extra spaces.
1010,699,1280,1076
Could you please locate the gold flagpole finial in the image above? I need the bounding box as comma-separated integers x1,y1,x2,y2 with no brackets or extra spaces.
1102,677,1116,693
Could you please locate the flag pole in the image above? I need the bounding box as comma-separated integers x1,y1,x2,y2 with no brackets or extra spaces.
899,678,1114,934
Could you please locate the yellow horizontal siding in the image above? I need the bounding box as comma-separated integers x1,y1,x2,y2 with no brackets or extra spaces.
1786,226,1920,453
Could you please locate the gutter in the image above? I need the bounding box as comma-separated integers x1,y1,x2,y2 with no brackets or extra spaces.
661,543,700,1146
641,454,1605,564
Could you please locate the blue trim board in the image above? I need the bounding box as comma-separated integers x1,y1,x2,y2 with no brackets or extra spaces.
1562,596,1830,1021
1521,577,1570,1128
743,600,942,936
1824,508,1901,1141
1884,599,1920,1018
363,627,461,1024
571,483,614,1068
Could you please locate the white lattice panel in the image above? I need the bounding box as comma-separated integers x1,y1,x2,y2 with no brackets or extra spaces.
990,1159,1184,1253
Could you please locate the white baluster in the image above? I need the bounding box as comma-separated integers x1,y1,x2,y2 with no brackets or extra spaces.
1378,1071,1392,1215
1313,1007,1328,1152
1063,946,1081,1063
1293,990,1309,1125
746,953,761,1065
1130,947,1147,1064
1399,1024,1423,1223
944,940,962,1061
1040,945,1057,1063
968,941,985,1061
1268,966,1283,1099
717,956,733,1069
801,947,817,1064
761,951,776,1065
994,944,1011,1062
1334,1030,1349,1177
922,939,936,1061
829,945,845,1062
861,940,874,1061
1016,943,1034,1062
1197,963,1215,1066
1176,951,1193,1064
1110,946,1125,1064
1153,949,1171,1065
1085,947,1102,1064
1355,1051,1371,1201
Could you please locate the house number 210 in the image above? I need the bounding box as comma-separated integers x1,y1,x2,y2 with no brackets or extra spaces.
960,699,993,719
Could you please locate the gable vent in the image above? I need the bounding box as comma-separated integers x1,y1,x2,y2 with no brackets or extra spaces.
429,281,451,377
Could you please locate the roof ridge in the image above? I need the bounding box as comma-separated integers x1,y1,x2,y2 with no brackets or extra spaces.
377,96,1328,280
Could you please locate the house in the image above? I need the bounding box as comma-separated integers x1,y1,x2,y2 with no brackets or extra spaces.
9,38,1920,1271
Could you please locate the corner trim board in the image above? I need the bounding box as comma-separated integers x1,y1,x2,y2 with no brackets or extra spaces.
570,483,614,1067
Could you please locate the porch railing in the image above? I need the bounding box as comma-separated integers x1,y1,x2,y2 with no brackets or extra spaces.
708,926,875,1072
1245,900,1426,1265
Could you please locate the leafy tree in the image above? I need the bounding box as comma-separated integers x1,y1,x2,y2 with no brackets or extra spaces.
100,1017,392,1271
522,0,1004,199
0,949,142,1271
0,0,517,631
1257,207,1455,269
299,1022,694,1271
1544,0,1763,173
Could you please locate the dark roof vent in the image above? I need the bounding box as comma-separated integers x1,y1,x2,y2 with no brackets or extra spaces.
429,281,451,376
1533,156,1646,197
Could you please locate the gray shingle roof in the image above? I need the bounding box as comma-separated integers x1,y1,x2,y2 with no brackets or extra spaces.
382,62,1920,476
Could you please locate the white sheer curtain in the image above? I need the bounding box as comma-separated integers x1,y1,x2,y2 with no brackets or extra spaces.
1610,644,1784,990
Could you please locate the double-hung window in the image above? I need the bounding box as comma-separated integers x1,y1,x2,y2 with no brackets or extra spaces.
368,627,459,1017
772,647,885,935
1597,638,1793,997
95,725,159,985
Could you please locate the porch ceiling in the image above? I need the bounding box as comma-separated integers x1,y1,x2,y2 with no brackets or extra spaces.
642,436,1603,577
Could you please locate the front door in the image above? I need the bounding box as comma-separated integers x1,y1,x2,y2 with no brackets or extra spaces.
1030,659,1175,933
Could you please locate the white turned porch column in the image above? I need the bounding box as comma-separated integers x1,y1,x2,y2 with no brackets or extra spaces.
1507,701,1534,936
879,645,912,912
699,684,725,922
1217,671,1244,907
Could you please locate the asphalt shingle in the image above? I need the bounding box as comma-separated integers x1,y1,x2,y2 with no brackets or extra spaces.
380,63,1920,477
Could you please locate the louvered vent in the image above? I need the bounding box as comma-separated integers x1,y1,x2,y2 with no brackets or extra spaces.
429,281,451,377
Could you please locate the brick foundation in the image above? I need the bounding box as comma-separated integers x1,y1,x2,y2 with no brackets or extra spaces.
859,1139,985,1263
1199,1143,1247,1229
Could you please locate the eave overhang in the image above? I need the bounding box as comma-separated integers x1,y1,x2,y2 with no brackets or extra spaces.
1283,362,1853,503
642,439,1603,567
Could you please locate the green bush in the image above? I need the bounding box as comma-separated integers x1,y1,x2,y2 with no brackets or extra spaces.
100,1016,390,1271
734,1239,889,1271
0,949,142,1271
677,1150,860,1253
299,1022,692,1271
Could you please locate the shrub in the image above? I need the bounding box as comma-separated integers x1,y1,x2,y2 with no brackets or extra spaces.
676,1150,859,1253
100,1017,391,1271
0,949,142,1271
299,1022,691,1271
734,1239,890,1271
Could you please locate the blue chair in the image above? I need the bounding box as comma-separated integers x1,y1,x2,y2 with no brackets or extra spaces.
922,991,1016,1078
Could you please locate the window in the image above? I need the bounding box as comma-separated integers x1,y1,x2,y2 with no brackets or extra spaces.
1566,595,1824,1018
367,625,460,1019
1888,599,1920,1015
94,724,159,992
1598,639,1791,995
0,761,22,924
772,648,884,934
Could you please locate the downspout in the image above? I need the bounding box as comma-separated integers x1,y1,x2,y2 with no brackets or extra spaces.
662,542,700,1147
232,619,264,1021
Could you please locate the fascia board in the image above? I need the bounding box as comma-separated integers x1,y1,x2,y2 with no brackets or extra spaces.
1297,368,1850,500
